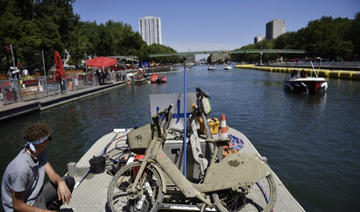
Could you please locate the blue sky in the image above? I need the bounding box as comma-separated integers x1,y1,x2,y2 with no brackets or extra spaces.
73,0,359,52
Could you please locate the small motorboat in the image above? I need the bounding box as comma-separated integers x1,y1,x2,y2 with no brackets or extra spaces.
208,65,216,71
134,74,150,84
224,65,232,70
151,74,167,83
284,61,328,94
284,58,328,94
284,76,328,94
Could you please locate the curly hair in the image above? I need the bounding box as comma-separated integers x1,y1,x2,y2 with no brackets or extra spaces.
24,123,52,142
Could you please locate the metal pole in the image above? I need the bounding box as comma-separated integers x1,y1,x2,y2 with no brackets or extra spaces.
84,52,88,75
42,50,47,77
10,44,16,68
183,57,187,176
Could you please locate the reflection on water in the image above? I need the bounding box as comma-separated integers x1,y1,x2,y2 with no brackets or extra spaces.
0,66,359,211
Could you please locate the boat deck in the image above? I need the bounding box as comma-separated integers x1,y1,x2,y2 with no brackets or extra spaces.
60,127,305,212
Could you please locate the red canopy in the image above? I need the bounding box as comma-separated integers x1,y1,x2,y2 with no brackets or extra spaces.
86,57,117,68
54,51,65,82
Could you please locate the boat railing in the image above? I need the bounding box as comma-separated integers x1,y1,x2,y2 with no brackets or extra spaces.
310,61,319,77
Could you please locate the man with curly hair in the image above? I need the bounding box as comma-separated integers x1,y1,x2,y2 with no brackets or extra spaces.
1,123,75,212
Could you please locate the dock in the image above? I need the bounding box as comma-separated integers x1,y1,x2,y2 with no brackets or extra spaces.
61,127,305,212
0,81,127,121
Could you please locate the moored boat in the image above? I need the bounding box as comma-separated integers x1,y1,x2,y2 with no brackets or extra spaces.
224,65,232,70
134,75,150,84
150,74,167,83
208,65,216,71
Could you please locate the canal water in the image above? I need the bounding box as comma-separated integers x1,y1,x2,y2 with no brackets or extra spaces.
1,65,359,211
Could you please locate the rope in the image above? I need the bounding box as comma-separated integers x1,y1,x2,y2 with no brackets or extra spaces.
256,182,274,212
225,135,272,210
228,134,244,150
102,133,127,155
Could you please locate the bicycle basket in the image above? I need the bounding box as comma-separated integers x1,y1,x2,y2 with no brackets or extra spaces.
127,124,152,154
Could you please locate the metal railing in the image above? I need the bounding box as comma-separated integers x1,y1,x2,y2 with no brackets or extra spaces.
0,71,126,106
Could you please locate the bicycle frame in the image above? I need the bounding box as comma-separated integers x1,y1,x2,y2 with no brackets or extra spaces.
126,89,275,208
128,122,272,207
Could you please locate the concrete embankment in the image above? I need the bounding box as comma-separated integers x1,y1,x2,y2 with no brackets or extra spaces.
235,64,360,80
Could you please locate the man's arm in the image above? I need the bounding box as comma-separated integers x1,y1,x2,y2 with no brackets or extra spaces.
45,162,71,204
12,191,55,212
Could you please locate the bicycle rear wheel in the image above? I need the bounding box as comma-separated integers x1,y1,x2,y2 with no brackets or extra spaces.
212,173,276,212
107,161,164,212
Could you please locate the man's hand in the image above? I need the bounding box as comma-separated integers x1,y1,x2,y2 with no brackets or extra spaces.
57,180,72,204
45,162,72,204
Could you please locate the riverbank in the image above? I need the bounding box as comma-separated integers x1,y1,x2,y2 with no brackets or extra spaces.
235,64,360,80
0,66,180,121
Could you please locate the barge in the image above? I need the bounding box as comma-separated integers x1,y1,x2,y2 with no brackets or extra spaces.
61,92,305,212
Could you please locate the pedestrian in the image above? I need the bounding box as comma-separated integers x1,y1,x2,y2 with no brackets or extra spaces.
96,68,102,85
1,123,75,211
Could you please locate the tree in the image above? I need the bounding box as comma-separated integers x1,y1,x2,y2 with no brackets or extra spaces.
232,13,359,62
0,0,78,72
147,44,180,64
349,12,360,59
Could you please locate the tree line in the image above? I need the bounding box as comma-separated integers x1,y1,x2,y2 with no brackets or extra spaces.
1,1,359,72
231,12,360,63
0,0,179,73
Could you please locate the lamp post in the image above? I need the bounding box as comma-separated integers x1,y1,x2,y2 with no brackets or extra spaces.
84,47,88,75
42,50,47,77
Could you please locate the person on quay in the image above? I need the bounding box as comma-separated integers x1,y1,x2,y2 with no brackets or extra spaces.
1,123,75,212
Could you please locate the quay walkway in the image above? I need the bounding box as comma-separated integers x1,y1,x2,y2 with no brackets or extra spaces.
0,81,127,121
0,66,181,121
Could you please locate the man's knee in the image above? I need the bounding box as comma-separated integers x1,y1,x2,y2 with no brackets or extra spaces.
64,176,75,193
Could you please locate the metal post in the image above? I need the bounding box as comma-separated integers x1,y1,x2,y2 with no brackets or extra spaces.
42,50,47,77
183,57,187,176
10,44,16,68
84,51,88,75
84,51,88,86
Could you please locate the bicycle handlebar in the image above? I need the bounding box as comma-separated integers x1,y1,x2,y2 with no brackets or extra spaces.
152,104,173,138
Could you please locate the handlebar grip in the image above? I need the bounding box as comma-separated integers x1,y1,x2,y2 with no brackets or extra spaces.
196,87,210,98
167,104,173,112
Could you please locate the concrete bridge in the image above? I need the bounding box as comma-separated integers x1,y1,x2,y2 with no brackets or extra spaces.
149,49,305,58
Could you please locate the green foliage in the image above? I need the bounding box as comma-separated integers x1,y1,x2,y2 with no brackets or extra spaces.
232,13,360,62
349,12,360,58
0,0,77,71
146,44,179,63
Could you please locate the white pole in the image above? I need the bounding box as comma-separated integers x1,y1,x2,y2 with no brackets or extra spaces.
10,44,16,68
42,50,47,77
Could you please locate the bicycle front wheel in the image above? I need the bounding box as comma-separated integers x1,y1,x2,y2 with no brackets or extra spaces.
107,161,164,212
